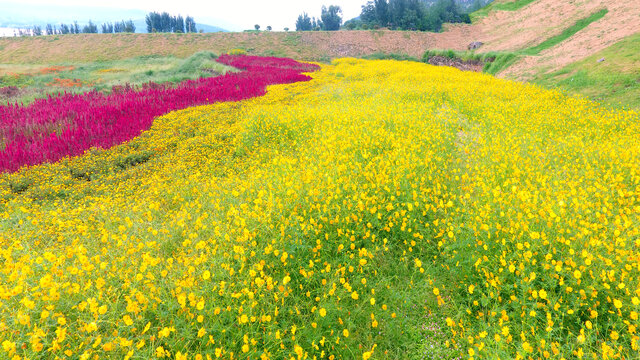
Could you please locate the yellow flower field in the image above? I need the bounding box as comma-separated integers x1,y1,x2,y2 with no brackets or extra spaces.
1,58,639,359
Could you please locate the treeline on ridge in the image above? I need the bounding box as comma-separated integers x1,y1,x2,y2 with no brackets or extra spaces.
346,0,476,31
30,20,136,36
145,12,197,33
16,11,197,37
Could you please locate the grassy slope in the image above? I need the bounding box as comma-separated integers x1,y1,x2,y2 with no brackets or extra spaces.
533,32,640,109
0,51,235,105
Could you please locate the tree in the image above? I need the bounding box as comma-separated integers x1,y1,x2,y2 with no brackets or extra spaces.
185,16,197,32
374,0,390,26
311,17,323,30
254,24,260,30
321,5,342,31
114,21,124,33
357,0,470,32
146,12,193,33
32,25,42,36
59,23,70,34
82,20,98,33
73,21,80,34
145,12,155,32
124,20,136,33
295,12,312,31
176,15,185,33
101,22,114,33
284,27,289,31
266,25,272,31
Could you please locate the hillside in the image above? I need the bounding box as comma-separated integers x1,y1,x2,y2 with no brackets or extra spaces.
1,0,639,108
0,30,473,64
474,0,640,80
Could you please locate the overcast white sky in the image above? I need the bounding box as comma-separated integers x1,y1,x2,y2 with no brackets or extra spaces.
8,0,366,31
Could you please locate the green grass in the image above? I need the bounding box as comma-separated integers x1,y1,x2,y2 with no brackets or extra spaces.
363,52,420,62
421,49,519,75
470,0,537,23
533,32,640,109
423,49,484,62
0,51,236,105
520,8,608,55
482,52,520,75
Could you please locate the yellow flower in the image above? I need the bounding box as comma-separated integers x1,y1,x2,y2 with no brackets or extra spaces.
156,346,166,358
159,327,171,338
2,341,16,354
614,299,623,309
539,289,547,300
501,326,510,336
574,270,582,279
319,308,327,317
343,329,349,337
351,291,359,300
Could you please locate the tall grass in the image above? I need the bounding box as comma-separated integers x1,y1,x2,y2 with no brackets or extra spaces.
470,0,537,22
0,52,236,105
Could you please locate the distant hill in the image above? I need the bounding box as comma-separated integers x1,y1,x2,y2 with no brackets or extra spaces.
0,2,227,33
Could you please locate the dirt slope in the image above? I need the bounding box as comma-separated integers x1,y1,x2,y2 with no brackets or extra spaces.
473,0,640,79
0,30,473,64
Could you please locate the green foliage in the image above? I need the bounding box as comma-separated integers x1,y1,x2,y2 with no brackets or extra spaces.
82,20,98,34
423,49,483,62
533,32,640,110
321,5,343,31
296,12,313,31
482,52,519,75
357,0,471,32
470,0,535,22
146,12,195,33
363,52,420,61
421,49,519,75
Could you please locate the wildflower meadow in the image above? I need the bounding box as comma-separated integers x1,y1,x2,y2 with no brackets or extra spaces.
1,56,639,359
